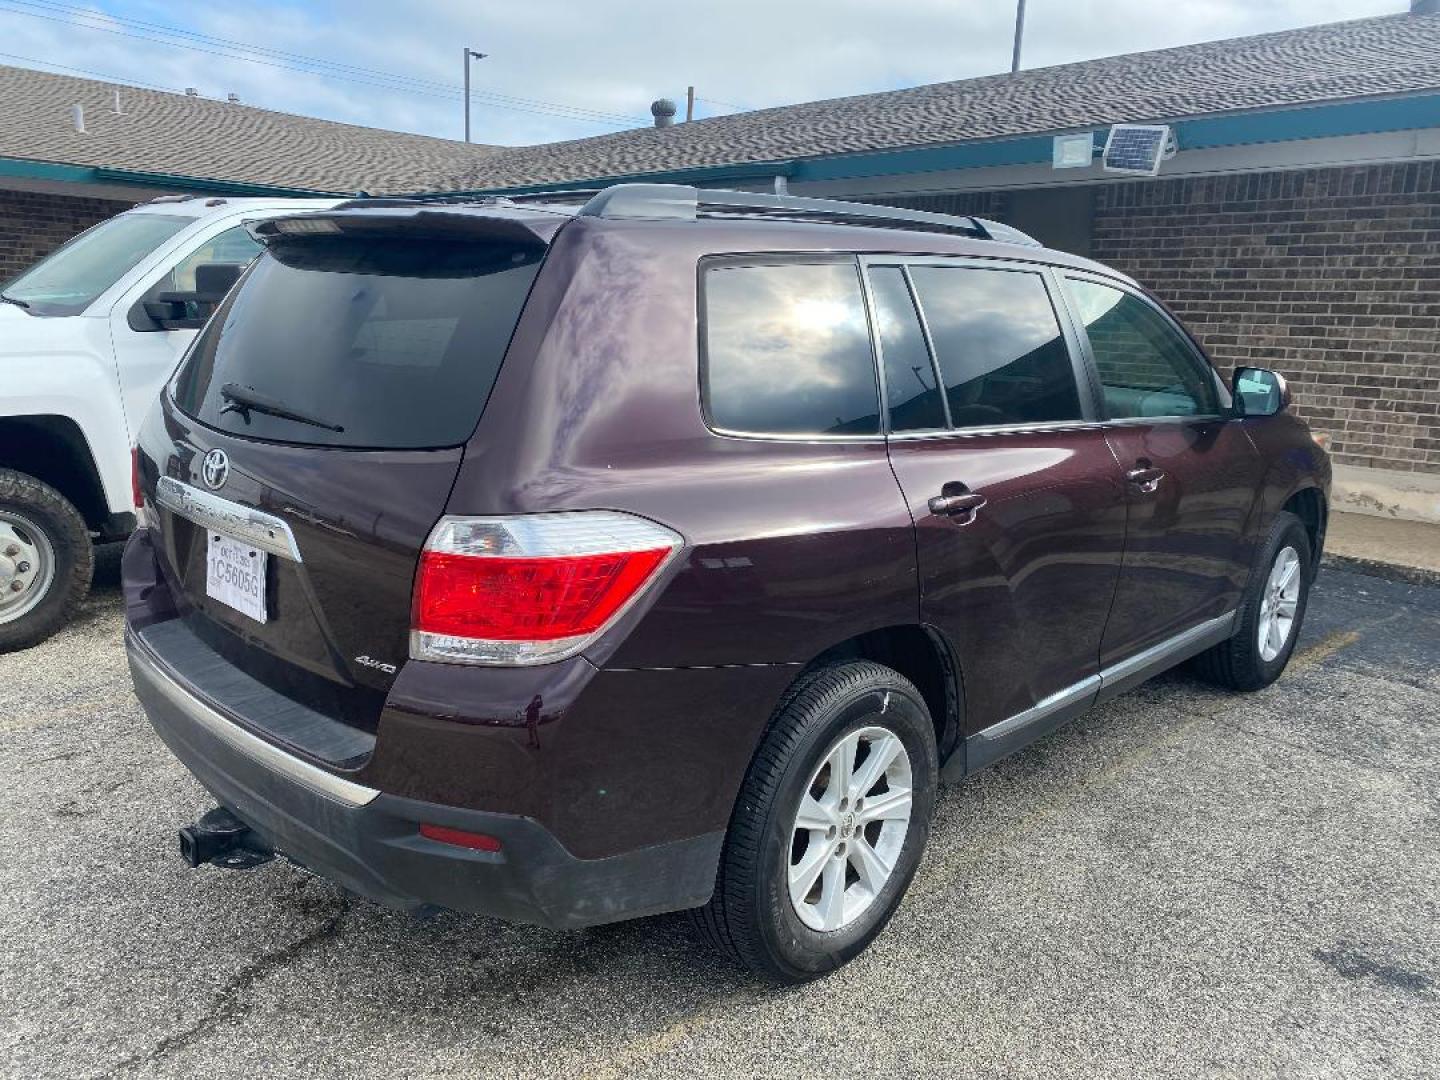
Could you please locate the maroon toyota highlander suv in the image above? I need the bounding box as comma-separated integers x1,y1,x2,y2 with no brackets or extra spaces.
125,184,1330,982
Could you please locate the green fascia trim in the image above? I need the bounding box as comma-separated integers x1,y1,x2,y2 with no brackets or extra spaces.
0,158,96,184
477,90,1440,195
792,91,1440,183
0,156,340,197
94,167,341,197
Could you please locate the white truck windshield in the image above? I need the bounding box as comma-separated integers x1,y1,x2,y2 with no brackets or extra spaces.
2,213,191,316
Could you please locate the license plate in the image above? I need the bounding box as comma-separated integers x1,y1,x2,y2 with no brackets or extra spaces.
206,532,268,624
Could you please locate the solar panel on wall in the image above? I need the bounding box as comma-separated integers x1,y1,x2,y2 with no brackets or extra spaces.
1102,125,1174,176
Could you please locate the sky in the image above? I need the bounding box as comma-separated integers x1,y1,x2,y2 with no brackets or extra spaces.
0,0,1408,147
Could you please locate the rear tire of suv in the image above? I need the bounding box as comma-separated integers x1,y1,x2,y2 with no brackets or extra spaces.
1191,510,1312,692
694,660,938,983
0,469,93,653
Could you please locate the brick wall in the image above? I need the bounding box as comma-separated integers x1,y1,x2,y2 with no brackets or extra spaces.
1092,163,1440,474
0,189,134,281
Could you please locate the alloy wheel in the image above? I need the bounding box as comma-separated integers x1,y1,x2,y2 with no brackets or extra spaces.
1258,545,1301,662
788,725,913,932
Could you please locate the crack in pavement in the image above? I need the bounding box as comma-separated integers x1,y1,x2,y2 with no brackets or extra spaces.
92,899,351,1079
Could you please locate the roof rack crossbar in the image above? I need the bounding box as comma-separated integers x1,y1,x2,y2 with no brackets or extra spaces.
576,183,1017,240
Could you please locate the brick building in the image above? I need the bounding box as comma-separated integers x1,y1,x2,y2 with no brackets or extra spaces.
2,7,1438,518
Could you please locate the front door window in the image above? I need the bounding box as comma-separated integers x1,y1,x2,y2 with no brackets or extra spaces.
1064,279,1222,419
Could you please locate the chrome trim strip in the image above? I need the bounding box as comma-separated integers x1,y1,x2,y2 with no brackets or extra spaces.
887,420,1105,441
156,476,303,562
1098,611,1236,689
707,427,886,444
974,610,1238,743
127,630,378,808
1099,415,1228,428
975,674,1099,742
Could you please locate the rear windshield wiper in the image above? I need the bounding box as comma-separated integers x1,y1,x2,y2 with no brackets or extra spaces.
219,383,345,433
0,293,30,309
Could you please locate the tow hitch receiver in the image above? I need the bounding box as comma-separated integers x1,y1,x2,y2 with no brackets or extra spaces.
179,806,275,870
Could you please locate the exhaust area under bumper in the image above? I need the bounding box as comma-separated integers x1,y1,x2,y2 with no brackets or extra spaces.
125,624,722,930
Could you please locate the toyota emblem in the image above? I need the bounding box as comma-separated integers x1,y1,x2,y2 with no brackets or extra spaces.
201,448,230,490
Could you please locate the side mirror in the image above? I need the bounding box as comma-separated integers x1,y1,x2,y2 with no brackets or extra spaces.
129,262,244,332
1232,367,1290,417
193,262,243,298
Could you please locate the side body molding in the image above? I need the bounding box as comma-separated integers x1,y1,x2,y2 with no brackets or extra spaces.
945,611,1237,780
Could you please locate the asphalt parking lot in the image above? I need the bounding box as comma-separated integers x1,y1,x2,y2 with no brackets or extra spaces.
2,551,1437,1079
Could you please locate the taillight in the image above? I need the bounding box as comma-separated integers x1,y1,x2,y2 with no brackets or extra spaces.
131,447,144,510
411,511,683,666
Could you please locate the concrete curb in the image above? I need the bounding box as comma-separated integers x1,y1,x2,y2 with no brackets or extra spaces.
1321,552,1440,589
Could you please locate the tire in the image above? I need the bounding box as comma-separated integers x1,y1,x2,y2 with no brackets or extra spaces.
694,660,938,983
0,469,93,653
1191,510,1312,691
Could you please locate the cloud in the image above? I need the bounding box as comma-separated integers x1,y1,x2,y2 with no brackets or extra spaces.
0,0,1405,146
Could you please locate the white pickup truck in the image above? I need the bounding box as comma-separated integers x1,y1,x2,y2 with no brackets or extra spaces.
0,194,339,650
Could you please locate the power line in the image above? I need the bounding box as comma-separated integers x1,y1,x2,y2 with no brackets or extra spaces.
16,0,648,123
0,49,180,93
11,0,467,96
695,96,751,113
0,0,650,127
0,0,647,124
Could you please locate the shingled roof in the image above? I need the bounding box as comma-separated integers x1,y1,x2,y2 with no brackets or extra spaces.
445,12,1440,191
3,12,1438,198
0,64,503,194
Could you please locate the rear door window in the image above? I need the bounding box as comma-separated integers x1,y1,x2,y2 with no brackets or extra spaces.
907,266,1082,429
1064,278,1221,419
870,266,947,432
172,236,544,449
702,261,880,436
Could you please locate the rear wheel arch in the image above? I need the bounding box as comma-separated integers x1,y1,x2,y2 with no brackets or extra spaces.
806,624,963,764
0,415,108,531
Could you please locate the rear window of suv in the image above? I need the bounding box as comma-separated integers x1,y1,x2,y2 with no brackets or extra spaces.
172,236,544,449
701,261,880,437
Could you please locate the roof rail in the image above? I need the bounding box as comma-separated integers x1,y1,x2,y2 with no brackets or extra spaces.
504,188,605,204
332,193,518,211
577,183,1042,244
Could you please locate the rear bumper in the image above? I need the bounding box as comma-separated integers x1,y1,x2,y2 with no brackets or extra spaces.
126,625,722,929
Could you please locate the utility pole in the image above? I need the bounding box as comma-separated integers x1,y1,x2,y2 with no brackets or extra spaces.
686,86,695,123
462,47,487,142
1010,0,1026,73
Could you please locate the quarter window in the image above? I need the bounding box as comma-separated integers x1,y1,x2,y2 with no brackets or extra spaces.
703,262,880,436
907,266,1082,429
870,267,946,432
1065,279,1221,419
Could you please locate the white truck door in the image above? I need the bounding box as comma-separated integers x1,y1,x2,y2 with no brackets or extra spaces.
107,223,263,443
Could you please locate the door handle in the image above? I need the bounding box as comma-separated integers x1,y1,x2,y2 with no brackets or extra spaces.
928,492,987,517
1125,466,1165,494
